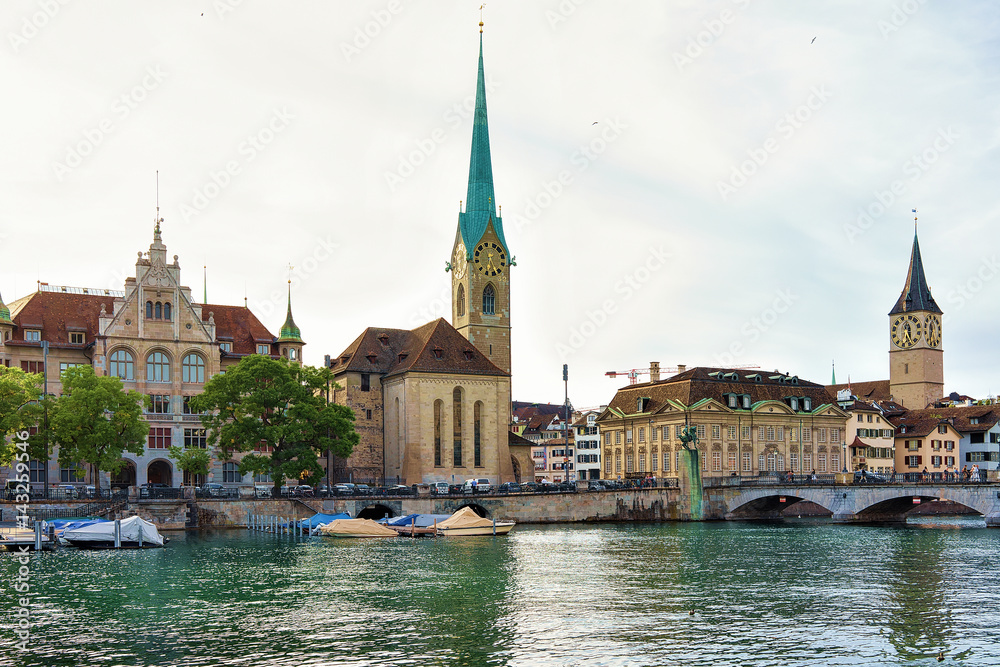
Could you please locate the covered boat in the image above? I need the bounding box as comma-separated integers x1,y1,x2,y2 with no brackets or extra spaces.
436,507,515,536
318,518,398,538
300,512,351,533
62,516,166,548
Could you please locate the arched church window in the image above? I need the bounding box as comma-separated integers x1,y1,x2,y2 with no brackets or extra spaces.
474,401,483,467
434,400,443,467
482,284,495,315
182,353,205,383
146,351,171,383
155,302,162,319
163,303,172,320
146,301,153,319
457,284,466,317
109,349,135,380
453,387,463,466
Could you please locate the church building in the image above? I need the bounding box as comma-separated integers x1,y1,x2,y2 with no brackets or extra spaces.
328,27,518,486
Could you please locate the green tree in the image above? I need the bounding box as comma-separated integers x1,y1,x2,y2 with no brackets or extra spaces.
190,355,358,496
168,445,211,484
49,366,147,488
0,366,45,465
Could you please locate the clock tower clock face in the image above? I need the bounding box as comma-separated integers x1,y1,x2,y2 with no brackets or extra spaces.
891,314,922,349
453,242,467,280
474,241,507,277
925,314,941,348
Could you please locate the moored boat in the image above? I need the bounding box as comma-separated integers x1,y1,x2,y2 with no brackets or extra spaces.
318,518,398,538
62,516,166,549
435,507,515,536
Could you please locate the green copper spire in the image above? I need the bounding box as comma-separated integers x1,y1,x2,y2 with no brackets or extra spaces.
277,282,302,343
458,31,510,258
0,291,11,325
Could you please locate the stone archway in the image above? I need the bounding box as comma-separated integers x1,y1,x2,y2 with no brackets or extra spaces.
357,504,396,521
111,460,136,490
147,459,173,486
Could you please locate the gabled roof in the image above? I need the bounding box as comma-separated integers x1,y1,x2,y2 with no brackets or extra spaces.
889,230,942,315
895,406,1000,435
7,291,116,349
512,401,566,422
600,367,836,418
826,380,892,403
202,304,277,356
329,318,506,378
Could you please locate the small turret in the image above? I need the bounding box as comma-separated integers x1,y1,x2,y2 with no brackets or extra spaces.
276,281,304,363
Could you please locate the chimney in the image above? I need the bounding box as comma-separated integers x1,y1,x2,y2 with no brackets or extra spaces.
650,361,660,383
677,364,686,373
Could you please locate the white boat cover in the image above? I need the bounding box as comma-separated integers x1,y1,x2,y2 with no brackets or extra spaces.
62,516,165,546
437,506,498,530
318,518,398,537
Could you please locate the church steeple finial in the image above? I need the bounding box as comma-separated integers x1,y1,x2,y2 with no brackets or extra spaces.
889,212,941,315
277,277,303,344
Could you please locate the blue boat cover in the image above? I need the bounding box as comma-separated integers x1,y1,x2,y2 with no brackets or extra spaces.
46,518,109,532
297,512,351,529
386,514,452,528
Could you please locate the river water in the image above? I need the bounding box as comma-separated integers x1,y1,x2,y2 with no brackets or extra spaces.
3,517,999,667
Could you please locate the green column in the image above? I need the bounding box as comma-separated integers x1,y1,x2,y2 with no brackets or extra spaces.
677,448,704,521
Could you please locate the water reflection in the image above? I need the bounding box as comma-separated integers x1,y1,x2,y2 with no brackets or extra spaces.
3,519,1000,667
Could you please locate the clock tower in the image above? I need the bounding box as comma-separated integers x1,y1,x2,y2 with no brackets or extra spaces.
888,226,943,409
449,27,512,375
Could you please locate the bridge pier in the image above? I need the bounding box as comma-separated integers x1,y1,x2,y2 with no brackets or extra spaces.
985,513,1000,528
831,511,908,525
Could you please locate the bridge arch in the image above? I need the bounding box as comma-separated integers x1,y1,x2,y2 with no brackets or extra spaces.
357,504,396,520
457,502,489,518
725,488,836,519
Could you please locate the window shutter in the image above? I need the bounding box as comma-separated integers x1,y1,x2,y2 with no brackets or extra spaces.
917,456,922,464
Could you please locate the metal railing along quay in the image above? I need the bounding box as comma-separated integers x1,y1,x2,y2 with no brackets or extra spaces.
704,471,999,487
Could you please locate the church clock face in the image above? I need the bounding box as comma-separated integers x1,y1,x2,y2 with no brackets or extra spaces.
453,242,467,280
891,314,922,349
925,314,941,348
474,241,506,277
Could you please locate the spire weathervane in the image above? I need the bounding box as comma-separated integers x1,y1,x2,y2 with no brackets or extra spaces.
154,171,163,235
912,208,917,232
479,3,485,32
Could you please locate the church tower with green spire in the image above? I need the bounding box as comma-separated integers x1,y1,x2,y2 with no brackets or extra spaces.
450,24,512,375
0,291,13,347
276,281,304,363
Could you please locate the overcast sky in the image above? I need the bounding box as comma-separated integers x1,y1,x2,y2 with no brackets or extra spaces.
2,1,998,409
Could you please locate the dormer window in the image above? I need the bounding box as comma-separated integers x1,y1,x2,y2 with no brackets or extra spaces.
256,344,270,355
377,333,390,346
433,348,443,360
69,332,85,345
802,397,812,411
727,394,737,408
398,353,408,363
366,354,378,364
789,397,799,411
742,395,751,409
25,330,41,342
746,374,762,383
219,342,232,353
463,349,474,360
637,397,650,412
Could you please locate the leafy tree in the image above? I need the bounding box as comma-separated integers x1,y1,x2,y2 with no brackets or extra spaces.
190,355,358,496
49,366,147,487
169,445,211,483
0,366,45,465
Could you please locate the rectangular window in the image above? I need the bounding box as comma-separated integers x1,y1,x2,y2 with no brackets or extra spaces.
945,440,955,450
696,424,705,439
906,455,921,467
149,394,171,414
615,452,621,474
712,451,721,472
69,332,85,344
604,432,611,445
906,440,920,451
28,459,44,484
931,455,942,467
25,330,41,342
365,409,372,420
220,342,232,352
360,374,370,392
184,428,207,448
728,425,737,441
790,452,798,472
831,428,840,444
59,362,81,374
663,451,670,472
775,426,784,441
651,426,657,442
625,452,633,473
802,428,811,442
758,426,766,441
818,453,827,473
60,462,82,483
728,451,736,470
638,427,645,443
651,451,658,471
148,427,171,449
803,454,812,471
741,426,750,440
676,425,684,439
638,451,646,472
626,429,633,444
858,414,863,422
945,456,955,467
831,453,840,472
766,426,775,441
615,431,621,445
712,425,721,439
938,425,948,434
742,452,751,473
256,344,270,355
21,360,44,373
605,455,612,475
758,453,765,472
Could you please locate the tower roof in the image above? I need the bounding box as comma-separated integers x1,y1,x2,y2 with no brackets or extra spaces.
0,291,12,325
276,282,303,343
458,33,510,258
889,230,942,315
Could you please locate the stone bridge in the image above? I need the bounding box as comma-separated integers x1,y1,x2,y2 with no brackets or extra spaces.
708,483,1000,525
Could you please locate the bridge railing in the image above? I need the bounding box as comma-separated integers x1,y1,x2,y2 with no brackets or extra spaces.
704,471,999,487
703,474,838,488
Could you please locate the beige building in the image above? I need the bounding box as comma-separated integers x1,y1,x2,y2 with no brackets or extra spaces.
838,397,896,474
0,221,302,491
894,413,962,477
597,368,849,478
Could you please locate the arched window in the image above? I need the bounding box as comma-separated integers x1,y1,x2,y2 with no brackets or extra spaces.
288,348,297,361
145,301,153,319
453,387,463,467
155,302,162,319
482,284,495,316
182,354,205,383
109,349,135,380
222,462,241,484
146,351,171,383
474,401,483,467
434,400,443,467
457,284,466,317
163,303,172,320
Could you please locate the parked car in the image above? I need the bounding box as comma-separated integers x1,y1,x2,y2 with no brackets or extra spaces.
291,485,314,498
449,484,464,495
497,482,521,494
537,480,558,492
333,483,356,496
353,484,372,496
202,483,224,497
52,484,79,499
463,478,492,494
588,481,607,492
431,482,450,495
520,482,539,493
389,484,414,496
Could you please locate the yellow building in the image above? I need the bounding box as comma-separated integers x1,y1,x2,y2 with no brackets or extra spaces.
597,368,849,478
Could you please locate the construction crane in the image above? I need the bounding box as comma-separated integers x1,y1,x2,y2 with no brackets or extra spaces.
605,363,760,385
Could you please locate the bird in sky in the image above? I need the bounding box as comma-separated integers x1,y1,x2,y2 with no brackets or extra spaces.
592,121,598,125
811,36,817,44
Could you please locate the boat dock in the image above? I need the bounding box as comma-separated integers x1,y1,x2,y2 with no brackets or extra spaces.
0,522,56,552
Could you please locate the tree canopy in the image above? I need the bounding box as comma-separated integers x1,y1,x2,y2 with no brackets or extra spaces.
0,366,45,466
189,355,358,493
49,366,148,479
